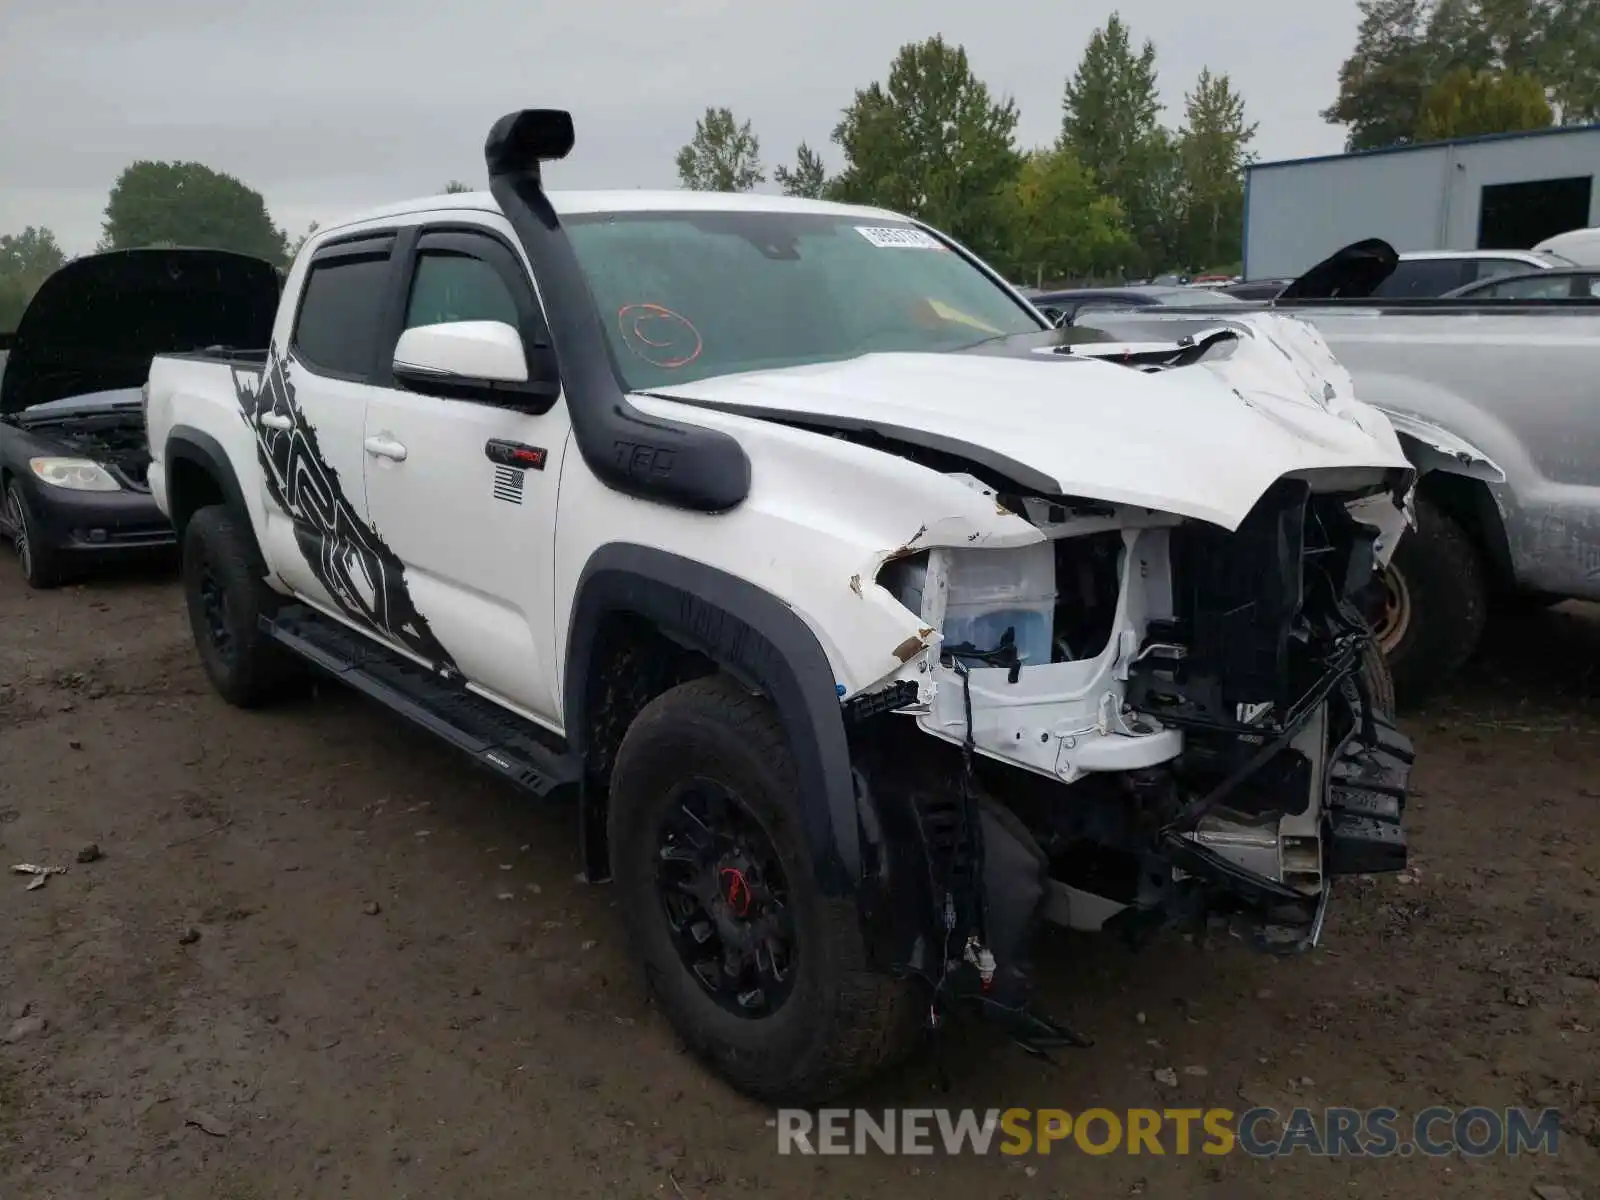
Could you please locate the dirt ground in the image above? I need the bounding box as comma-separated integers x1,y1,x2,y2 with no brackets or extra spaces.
1,560,1595,1200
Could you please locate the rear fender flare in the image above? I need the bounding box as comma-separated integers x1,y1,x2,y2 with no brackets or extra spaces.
164,425,252,535
563,543,861,898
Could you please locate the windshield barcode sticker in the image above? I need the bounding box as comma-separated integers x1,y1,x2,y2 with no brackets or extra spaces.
855,225,944,250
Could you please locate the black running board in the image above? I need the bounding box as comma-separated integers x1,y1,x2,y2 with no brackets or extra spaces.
264,605,581,798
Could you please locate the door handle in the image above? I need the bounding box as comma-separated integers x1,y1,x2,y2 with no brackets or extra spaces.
259,412,292,431
364,435,408,462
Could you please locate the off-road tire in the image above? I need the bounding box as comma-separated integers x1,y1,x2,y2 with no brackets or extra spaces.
5,480,70,589
609,675,921,1104
181,505,304,708
1377,495,1487,707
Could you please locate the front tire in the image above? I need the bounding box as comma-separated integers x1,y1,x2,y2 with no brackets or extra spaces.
1357,637,1397,720
181,505,303,708
608,675,919,1104
5,481,69,589
1374,495,1487,706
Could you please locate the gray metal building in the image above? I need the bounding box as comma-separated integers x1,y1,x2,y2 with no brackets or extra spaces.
1243,123,1600,280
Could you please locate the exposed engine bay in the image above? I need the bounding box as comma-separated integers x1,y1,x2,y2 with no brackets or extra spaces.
12,408,153,490
832,322,1418,1049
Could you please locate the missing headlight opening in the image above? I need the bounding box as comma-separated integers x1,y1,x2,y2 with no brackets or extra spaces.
866,469,1408,1009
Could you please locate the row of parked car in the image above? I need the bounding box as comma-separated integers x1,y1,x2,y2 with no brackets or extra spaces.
1026,229,1600,321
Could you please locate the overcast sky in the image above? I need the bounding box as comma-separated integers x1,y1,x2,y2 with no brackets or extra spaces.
1,0,1361,256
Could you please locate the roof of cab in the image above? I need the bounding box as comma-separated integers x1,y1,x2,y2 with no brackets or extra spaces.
316,189,909,238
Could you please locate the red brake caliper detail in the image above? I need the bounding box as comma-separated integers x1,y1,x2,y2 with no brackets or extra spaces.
719,867,752,917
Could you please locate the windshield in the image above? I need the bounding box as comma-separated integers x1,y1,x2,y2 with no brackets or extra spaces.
563,210,1044,390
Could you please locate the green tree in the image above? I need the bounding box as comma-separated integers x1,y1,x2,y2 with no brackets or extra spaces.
1425,0,1546,76
1175,69,1258,271
1539,0,1600,121
773,143,829,198
674,107,765,192
829,36,1021,261
1322,0,1437,149
1427,0,1599,121
442,180,473,193
0,226,67,330
1002,148,1133,286
1059,14,1180,275
102,161,289,264
1325,0,1600,147
1417,64,1554,135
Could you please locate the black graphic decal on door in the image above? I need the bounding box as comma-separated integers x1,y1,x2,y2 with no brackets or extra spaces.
233,350,459,675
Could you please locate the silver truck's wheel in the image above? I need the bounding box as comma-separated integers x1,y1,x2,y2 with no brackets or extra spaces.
1373,495,1486,707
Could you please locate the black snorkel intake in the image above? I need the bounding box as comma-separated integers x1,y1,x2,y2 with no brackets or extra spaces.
482,109,751,514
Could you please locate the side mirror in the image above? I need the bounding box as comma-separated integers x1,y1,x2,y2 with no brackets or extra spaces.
1037,305,1068,327
392,320,559,404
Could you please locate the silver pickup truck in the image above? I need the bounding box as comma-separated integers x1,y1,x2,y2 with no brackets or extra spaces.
1072,239,1600,703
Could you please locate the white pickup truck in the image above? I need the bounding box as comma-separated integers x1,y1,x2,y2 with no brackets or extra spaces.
144,109,1420,1103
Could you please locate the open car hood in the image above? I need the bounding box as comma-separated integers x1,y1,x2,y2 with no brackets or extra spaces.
645,313,1413,531
1276,237,1399,301
0,247,282,415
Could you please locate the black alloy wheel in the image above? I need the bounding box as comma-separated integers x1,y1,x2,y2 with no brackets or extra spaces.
195,549,236,664
655,780,797,1018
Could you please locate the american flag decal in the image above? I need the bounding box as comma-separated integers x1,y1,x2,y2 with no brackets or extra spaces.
492,464,525,505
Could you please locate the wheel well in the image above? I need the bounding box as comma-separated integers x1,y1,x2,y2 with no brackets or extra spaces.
582,612,719,787
167,456,228,536
576,611,719,879
1415,470,1514,591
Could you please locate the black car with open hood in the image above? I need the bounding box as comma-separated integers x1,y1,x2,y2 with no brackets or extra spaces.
0,247,280,587
1276,237,1400,301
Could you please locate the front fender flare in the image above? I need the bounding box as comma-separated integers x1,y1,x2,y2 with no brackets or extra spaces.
564,543,861,898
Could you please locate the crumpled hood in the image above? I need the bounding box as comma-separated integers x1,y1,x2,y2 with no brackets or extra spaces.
646,313,1412,530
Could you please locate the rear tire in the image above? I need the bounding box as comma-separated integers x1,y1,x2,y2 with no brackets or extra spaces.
181,505,304,708
5,481,69,590
608,675,919,1104
1374,495,1486,707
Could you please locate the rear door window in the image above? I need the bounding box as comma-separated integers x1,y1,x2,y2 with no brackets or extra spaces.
1482,273,1578,299
1472,257,1534,283
291,246,393,379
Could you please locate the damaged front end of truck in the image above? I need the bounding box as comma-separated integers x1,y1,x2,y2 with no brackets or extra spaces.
480,106,1419,1069
830,322,1419,1050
